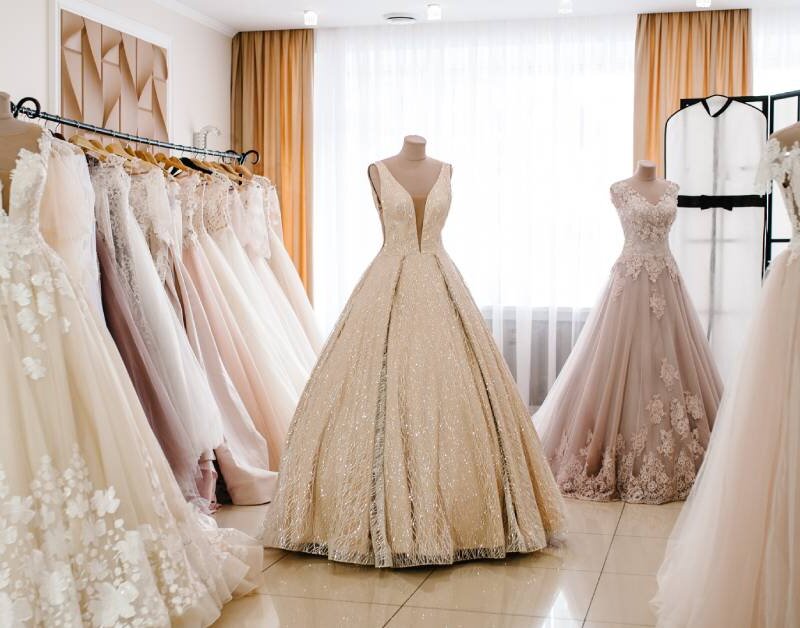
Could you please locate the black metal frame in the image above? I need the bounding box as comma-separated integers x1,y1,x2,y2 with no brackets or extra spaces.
10,96,259,166
765,89,800,268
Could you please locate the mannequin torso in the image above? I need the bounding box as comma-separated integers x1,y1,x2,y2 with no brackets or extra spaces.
0,92,44,210
369,135,444,243
622,160,670,204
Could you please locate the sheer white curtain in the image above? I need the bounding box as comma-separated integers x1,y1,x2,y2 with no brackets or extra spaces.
313,16,635,408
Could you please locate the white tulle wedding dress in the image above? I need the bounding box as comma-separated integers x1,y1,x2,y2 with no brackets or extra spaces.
0,133,261,627
654,137,800,627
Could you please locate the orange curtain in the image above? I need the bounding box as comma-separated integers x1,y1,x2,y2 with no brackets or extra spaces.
231,29,314,295
634,9,751,174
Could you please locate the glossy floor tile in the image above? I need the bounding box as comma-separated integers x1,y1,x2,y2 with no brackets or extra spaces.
387,607,583,628
407,562,599,619
563,498,624,535
212,498,685,627
212,594,398,628
603,535,667,576
259,553,431,605
616,503,682,538
586,573,658,625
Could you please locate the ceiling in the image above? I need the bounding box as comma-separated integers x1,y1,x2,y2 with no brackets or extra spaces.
165,0,795,34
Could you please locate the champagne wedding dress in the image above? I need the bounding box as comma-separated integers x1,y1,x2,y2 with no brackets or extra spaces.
654,139,800,627
263,161,565,567
535,180,722,504
0,133,262,626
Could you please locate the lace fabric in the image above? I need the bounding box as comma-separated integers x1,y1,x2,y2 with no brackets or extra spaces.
535,179,722,504
756,137,800,264
0,134,262,625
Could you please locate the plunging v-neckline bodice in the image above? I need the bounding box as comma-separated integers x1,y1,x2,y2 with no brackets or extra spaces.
372,160,450,255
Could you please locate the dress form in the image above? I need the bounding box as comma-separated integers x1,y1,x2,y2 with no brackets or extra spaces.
0,91,43,209
369,135,444,243
624,160,670,204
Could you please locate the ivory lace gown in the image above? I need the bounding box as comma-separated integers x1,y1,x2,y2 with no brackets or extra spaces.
263,161,565,567
535,181,722,504
654,139,800,627
0,134,262,626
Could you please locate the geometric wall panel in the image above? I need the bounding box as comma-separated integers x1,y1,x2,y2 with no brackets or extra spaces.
61,10,169,141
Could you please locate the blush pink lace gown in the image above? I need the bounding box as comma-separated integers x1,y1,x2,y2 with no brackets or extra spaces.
263,161,565,567
654,139,800,627
535,180,722,504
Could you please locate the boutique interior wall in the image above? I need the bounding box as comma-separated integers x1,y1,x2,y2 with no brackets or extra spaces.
0,0,233,148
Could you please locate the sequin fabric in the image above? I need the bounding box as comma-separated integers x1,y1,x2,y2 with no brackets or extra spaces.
262,161,565,567
537,179,722,504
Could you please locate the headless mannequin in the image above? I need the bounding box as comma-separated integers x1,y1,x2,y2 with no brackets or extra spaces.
369,135,444,245
623,159,670,204
0,92,43,210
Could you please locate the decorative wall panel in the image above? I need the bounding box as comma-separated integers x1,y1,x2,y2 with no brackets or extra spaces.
61,10,168,140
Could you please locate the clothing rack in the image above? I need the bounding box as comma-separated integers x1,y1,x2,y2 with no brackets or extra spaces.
11,96,259,166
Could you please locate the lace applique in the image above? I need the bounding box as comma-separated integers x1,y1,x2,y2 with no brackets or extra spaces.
177,175,202,247
684,392,705,422
0,447,220,626
202,175,233,234
755,138,800,264
649,290,666,319
660,358,679,391
670,398,690,438
646,394,665,424
657,429,675,458
1,206,75,381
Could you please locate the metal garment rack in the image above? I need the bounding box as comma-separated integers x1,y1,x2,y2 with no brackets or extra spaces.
10,96,259,166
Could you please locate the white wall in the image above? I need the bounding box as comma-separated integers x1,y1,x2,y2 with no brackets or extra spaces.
0,0,233,148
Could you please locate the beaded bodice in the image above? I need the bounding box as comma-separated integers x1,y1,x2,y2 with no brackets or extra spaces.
234,181,270,259
609,180,680,283
370,161,452,255
201,175,232,235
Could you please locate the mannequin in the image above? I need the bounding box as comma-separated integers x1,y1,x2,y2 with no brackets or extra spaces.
624,159,670,204
0,91,43,210
369,135,444,244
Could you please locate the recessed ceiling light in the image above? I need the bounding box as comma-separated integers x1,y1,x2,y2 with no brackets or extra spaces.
696,0,711,6
383,13,417,25
558,0,573,15
304,10,318,26
427,4,442,21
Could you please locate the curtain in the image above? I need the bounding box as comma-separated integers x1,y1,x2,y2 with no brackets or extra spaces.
313,16,636,409
231,29,314,293
634,9,751,173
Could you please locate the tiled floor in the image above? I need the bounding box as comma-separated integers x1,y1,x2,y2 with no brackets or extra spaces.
212,498,683,628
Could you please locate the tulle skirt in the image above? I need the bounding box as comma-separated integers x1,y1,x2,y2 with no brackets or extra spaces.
0,230,261,627
267,227,324,353
654,247,800,628
535,255,722,504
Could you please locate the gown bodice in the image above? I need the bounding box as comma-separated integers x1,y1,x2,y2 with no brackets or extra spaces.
370,160,452,256
202,175,234,235
610,180,680,282
757,138,800,261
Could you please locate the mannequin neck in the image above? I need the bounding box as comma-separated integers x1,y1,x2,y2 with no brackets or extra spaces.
399,135,427,161
0,92,11,120
634,160,657,182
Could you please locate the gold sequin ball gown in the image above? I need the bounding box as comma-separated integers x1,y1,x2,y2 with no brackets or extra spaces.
263,161,565,567
0,135,262,625
535,181,722,504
